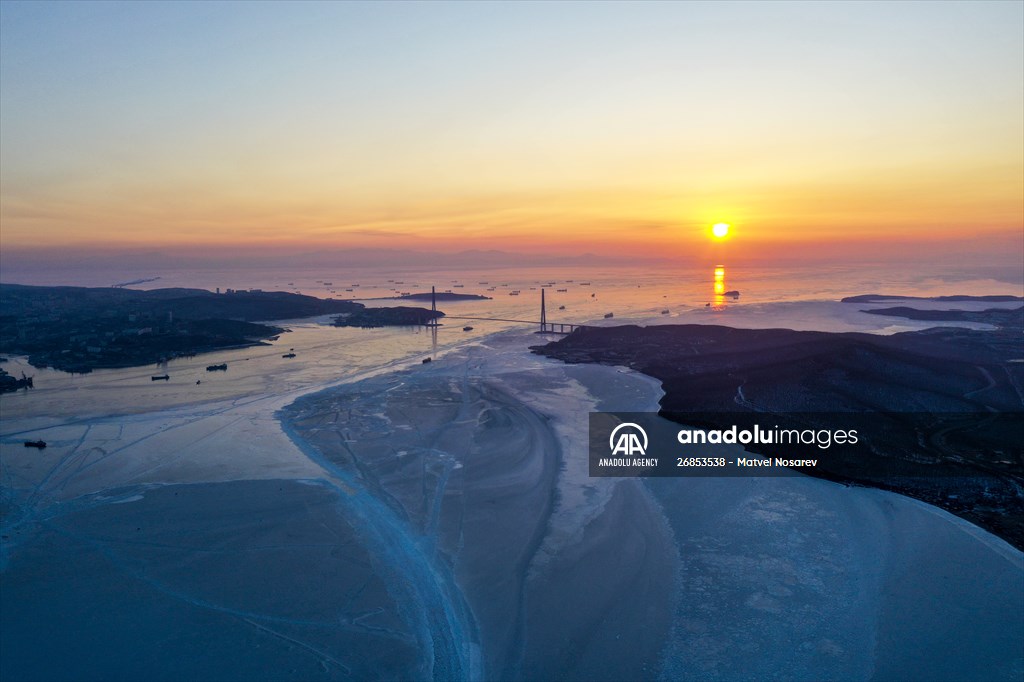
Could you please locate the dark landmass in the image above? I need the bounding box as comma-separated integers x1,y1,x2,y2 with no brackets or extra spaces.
112,276,161,288
843,294,1023,303
533,311,1024,549
863,305,1023,326
0,367,33,393
385,292,491,302
333,306,444,328
0,284,435,373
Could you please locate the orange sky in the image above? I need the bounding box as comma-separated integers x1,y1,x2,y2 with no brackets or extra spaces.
1,2,1022,263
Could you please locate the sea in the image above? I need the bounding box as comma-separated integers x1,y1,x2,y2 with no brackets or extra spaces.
1,261,1021,421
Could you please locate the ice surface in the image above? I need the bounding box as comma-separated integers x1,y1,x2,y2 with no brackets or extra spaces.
2,324,1021,680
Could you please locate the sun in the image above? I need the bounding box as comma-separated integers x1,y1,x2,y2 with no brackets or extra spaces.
712,223,730,239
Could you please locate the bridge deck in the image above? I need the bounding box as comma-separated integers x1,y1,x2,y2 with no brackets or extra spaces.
441,315,583,334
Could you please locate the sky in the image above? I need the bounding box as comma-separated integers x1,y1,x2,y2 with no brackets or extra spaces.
1,0,1022,263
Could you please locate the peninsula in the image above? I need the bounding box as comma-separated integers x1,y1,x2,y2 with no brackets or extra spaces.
533,300,1024,548
0,284,439,373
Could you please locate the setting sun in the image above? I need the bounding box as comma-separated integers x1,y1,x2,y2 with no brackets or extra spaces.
712,223,730,239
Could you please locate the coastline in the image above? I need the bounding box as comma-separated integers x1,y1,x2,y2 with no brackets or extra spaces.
2,313,1022,680
277,327,1023,680
533,315,1024,549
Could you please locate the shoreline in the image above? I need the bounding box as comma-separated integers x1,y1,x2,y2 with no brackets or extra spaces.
2,313,1022,679
533,313,1024,549
278,326,1022,679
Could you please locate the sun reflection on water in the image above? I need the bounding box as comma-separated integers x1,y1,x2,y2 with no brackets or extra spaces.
713,265,726,306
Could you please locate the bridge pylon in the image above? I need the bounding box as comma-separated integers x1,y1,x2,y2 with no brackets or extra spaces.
540,288,547,333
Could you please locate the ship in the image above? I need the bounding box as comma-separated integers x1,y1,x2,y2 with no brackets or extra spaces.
463,326,474,332
725,290,740,298
661,309,670,314
0,371,35,391
206,363,228,371
282,353,296,359
604,312,614,318
24,440,47,449
151,374,169,381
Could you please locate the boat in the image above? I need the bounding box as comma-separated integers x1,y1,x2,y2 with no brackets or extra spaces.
556,288,567,292
509,291,520,296
206,363,228,371
725,290,740,298
705,302,711,307
558,305,565,310
282,353,296,358
463,326,474,331
604,312,614,319
453,284,464,288
661,309,670,314
324,282,333,286
151,374,169,381
591,293,595,298
422,357,432,364
580,282,591,286
24,440,47,449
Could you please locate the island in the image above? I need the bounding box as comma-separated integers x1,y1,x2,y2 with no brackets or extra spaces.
0,284,441,373
533,300,1024,549
842,293,1023,303
383,292,491,302
333,306,444,328
860,305,1022,325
